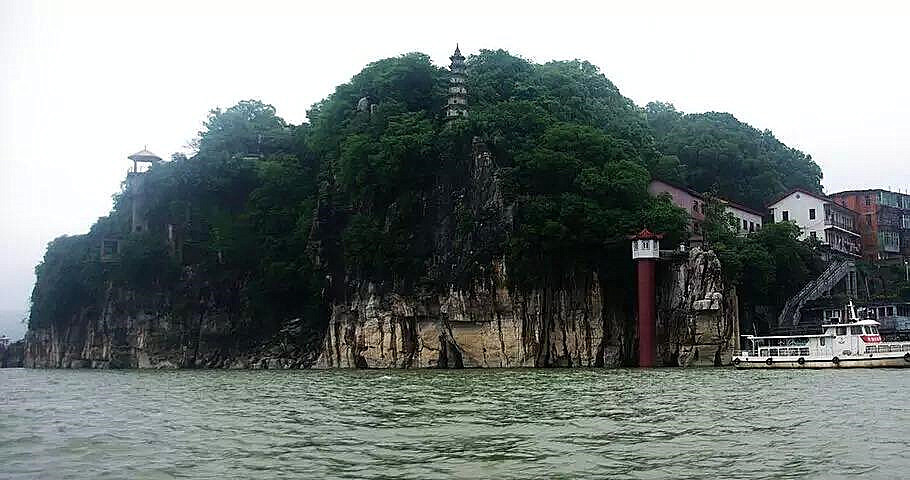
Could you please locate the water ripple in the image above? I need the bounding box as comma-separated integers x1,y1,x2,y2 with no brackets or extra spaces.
2,368,909,479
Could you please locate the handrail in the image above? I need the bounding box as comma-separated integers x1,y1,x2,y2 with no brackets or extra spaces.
778,260,854,328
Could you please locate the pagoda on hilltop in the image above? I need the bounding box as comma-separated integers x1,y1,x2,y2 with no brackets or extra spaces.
446,44,468,119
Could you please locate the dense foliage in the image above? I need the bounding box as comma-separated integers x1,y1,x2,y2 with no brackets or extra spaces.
645,102,823,210
699,196,823,332
29,49,826,339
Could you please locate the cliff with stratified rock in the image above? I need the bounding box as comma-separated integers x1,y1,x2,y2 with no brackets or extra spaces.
25,140,737,370
315,247,737,369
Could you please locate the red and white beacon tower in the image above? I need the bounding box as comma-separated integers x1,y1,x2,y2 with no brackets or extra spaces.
631,229,662,368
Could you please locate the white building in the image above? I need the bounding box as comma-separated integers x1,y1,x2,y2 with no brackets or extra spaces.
768,188,861,256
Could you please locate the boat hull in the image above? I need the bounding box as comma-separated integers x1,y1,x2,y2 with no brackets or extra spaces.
734,353,910,369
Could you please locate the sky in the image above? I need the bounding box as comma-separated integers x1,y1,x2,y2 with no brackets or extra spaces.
1,0,910,314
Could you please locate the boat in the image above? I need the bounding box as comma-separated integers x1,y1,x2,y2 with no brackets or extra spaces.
733,300,910,369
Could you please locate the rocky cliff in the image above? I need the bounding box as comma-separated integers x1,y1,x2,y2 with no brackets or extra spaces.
25,137,738,369
24,281,322,369
315,247,737,369
24,245,736,369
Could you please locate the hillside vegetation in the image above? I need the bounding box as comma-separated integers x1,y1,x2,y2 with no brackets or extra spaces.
29,50,824,338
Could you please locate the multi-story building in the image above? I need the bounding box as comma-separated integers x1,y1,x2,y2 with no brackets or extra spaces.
767,188,861,257
648,179,764,242
829,189,910,260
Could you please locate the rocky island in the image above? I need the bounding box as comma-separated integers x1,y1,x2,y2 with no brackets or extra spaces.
23,47,823,369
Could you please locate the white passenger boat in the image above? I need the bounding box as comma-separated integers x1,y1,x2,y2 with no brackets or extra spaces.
734,301,910,369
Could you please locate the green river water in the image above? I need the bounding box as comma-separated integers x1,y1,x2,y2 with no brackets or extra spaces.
2,367,908,479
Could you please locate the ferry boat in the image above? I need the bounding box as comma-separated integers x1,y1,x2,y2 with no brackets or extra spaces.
734,301,910,369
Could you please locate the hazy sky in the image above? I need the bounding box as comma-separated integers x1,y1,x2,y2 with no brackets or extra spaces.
2,0,909,312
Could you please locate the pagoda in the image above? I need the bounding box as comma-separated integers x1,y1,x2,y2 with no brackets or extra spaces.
446,44,468,119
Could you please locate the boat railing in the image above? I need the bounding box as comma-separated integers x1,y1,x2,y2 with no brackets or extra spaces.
744,347,811,357
864,343,910,354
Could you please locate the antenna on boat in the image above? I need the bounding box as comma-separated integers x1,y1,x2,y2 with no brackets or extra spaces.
848,299,858,321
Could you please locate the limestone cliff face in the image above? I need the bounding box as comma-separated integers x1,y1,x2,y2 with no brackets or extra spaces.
24,282,321,369
657,248,739,367
25,136,738,369
316,262,628,368
315,247,738,369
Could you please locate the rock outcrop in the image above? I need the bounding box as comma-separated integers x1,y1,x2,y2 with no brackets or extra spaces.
657,248,739,366
316,261,628,368
24,282,322,369
25,136,739,369
315,247,738,369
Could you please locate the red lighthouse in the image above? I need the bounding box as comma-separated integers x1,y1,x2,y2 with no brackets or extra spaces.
631,229,662,367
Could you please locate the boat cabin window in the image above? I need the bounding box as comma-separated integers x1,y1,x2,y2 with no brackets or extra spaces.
850,326,864,335
819,337,826,346
769,348,779,356
836,327,847,336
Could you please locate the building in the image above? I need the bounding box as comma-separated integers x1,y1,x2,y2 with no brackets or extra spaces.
829,189,910,260
767,188,861,257
445,44,468,119
648,179,764,242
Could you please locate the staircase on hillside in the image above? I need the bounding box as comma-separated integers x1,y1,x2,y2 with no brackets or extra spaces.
777,260,857,328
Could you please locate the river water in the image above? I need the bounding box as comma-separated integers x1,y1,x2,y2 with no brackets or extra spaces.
2,368,909,479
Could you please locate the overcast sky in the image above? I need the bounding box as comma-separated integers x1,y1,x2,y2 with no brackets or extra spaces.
2,0,909,313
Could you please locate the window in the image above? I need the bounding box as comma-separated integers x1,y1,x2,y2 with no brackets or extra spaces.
782,211,789,221
878,231,900,252
749,222,755,232
743,219,748,230
866,214,873,226
836,327,847,336
865,195,872,206
809,208,816,220
864,326,873,334
887,307,895,316
820,337,826,346
850,326,864,335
